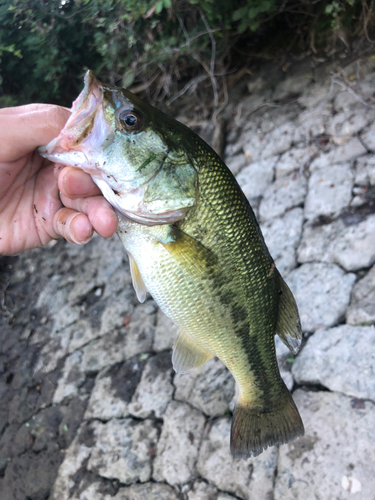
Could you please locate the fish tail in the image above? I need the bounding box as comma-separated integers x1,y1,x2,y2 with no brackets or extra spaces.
230,389,304,458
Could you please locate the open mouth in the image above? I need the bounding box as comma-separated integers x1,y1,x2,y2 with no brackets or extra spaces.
38,71,108,168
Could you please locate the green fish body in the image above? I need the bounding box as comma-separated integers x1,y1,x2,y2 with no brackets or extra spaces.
39,71,304,457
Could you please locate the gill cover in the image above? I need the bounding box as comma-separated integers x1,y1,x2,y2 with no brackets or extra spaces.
38,70,198,226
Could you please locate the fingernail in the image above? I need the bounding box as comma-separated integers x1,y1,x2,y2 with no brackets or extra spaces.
70,214,93,245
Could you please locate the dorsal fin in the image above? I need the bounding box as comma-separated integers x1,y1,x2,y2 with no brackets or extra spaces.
127,252,148,303
172,329,213,373
275,269,302,354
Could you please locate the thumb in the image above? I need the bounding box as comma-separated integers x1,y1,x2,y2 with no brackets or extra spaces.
0,104,71,162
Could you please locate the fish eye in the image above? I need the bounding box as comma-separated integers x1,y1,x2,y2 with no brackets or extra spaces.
118,109,143,132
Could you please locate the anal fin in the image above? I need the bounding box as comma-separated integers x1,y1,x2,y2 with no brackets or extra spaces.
172,330,213,373
127,252,148,303
275,270,302,354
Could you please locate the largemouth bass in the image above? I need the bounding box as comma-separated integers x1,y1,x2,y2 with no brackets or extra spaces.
39,71,304,457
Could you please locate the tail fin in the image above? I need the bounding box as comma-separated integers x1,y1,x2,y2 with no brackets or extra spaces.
230,391,304,458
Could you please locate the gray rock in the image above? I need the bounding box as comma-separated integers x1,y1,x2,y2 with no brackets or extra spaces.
331,215,375,271
69,482,108,500
309,138,367,172
259,103,300,135
153,309,176,352
298,214,375,271
298,82,331,109
187,480,237,500
275,390,375,500
327,109,368,137
354,154,375,186
84,373,130,420
84,356,147,420
174,357,235,417
293,107,330,143
304,163,353,220
111,483,180,500
330,137,367,164
33,326,71,374
286,263,356,332
64,302,154,382
276,146,317,179
361,120,375,151
261,207,304,275
273,73,312,101
259,172,307,222
260,121,295,159
36,275,81,336
242,129,267,164
80,329,129,374
299,219,345,269
247,76,273,94
128,352,174,418
87,418,158,484
50,434,92,500
53,350,85,403
334,89,361,112
224,139,244,160
236,156,277,199
66,319,96,354
275,336,296,392
122,301,156,358
67,288,134,354
77,234,130,300
341,57,375,82
347,264,375,325
197,417,277,500
225,153,248,176
292,325,375,399
96,287,135,336
153,401,205,485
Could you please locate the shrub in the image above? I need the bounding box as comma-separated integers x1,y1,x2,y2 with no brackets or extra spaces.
0,0,373,108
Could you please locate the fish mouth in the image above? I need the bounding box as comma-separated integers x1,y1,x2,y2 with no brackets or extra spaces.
38,70,111,168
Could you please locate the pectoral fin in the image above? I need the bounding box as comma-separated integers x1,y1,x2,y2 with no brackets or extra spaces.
275,270,302,354
127,252,148,303
172,330,213,373
157,225,219,276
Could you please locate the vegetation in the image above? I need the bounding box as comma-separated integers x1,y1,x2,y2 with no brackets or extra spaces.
0,0,374,109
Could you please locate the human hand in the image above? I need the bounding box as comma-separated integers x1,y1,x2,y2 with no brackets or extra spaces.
0,104,118,256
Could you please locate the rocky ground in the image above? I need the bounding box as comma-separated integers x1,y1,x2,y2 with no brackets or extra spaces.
1,53,375,500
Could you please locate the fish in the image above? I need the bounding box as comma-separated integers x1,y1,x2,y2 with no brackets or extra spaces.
39,71,304,457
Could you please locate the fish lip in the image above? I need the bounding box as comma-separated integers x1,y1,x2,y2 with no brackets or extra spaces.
66,70,103,130
38,70,105,163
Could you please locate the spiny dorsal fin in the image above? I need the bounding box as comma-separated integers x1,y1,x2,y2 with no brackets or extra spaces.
275,270,302,354
127,252,147,303
172,329,213,373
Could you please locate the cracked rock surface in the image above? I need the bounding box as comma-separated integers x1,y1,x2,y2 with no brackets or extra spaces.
2,54,375,499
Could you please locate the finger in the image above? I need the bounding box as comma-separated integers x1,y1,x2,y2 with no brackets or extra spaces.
60,193,118,238
32,163,64,244
57,165,101,199
0,104,71,162
53,208,94,245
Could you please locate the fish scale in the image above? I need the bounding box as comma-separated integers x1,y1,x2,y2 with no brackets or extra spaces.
182,147,279,396
39,70,304,457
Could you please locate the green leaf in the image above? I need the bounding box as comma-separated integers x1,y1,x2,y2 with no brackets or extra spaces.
122,70,135,88
232,6,248,22
155,1,164,14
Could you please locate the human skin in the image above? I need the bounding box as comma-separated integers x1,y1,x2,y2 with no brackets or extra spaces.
0,104,118,256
